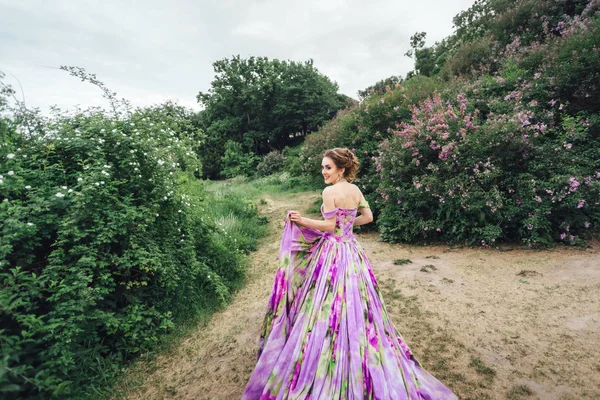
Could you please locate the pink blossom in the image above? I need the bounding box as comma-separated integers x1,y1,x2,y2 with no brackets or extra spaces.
584,222,590,228
564,143,572,149
560,233,567,240
569,177,580,192
534,72,542,79
577,200,585,208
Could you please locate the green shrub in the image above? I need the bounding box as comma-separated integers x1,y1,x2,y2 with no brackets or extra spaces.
256,150,286,176
220,140,261,178
0,73,266,398
440,36,497,79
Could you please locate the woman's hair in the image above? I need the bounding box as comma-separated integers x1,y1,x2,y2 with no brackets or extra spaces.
322,147,360,182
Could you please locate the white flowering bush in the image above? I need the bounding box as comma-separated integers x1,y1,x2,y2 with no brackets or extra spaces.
0,71,264,398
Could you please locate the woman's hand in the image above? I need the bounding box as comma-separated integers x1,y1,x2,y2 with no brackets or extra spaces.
289,210,304,225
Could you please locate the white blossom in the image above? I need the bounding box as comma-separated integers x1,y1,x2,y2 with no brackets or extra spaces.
27,222,34,226
6,153,15,159
56,192,65,198
25,185,31,189
8,171,14,176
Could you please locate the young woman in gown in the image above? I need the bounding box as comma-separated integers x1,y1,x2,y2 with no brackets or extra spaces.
242,148,458,399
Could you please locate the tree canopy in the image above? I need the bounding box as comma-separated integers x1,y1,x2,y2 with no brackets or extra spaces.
196,56,348,178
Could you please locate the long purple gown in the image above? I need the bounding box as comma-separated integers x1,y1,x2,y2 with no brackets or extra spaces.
242,204,458,399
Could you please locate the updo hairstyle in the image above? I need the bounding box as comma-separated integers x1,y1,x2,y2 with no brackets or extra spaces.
322,147,360,182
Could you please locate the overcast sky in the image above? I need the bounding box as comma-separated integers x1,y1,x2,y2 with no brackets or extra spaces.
0,0,476,113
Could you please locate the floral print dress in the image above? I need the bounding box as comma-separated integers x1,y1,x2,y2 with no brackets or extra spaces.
242,203,458,400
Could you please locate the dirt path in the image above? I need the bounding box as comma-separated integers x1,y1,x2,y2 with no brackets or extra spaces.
114,192,600,400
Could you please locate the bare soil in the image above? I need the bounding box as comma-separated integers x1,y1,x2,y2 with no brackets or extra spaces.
113,192,600,400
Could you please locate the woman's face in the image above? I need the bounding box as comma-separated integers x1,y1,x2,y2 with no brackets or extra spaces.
322,156,344,185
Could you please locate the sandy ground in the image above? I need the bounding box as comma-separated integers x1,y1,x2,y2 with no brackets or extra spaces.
113,192,600,400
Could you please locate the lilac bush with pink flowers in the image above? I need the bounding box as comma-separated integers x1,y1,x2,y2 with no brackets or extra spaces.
375,90,599,247
297,0,600,247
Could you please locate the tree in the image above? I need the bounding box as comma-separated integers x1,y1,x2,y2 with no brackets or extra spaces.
358,75,404,101
196,56,345,178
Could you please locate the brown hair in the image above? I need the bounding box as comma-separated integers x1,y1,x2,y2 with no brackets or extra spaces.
322,147,360,182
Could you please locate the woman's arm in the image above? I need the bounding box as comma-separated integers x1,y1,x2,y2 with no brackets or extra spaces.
290,187,337,233
298,215,336,232
353,194,373,226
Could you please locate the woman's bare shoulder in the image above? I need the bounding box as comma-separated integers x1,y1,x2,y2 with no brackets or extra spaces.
350,183,363,194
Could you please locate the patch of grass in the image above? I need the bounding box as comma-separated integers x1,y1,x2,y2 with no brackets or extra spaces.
507,384,534,399
596,364,600,372
516,270,540,277
394,258,412,265
305,197,322,215
469,357,496,383
420,264,437,273
441,277,455,283
387,289,403,300
203,172,321,199
425,255,440,259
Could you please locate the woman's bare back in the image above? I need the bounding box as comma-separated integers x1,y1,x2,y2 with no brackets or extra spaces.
327,182,365,209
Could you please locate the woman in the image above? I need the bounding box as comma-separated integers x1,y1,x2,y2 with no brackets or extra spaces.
242,148,458,399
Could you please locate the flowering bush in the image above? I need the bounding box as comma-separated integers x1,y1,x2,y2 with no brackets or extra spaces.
375,92,600,247
296,1,600,247
0,72,265,397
